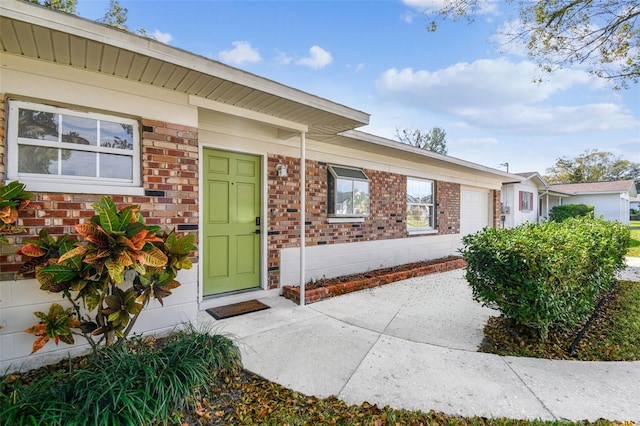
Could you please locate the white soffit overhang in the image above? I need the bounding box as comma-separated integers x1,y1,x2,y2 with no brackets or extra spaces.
0,0,369,136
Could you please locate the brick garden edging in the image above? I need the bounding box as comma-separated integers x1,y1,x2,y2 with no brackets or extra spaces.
282,257,467,305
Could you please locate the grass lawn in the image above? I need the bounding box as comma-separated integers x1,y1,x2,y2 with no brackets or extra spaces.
628,228,640,257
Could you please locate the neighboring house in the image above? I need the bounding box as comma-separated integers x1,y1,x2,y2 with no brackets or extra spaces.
548,181,637,225
0,1,513,372
500,172,571,227
502,172,637,227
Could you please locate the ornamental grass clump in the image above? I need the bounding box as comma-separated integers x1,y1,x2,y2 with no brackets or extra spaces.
460,217,629,338
0,328,242,426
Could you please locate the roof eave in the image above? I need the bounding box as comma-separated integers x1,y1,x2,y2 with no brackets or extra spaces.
340,130,518,180
0,0,370,129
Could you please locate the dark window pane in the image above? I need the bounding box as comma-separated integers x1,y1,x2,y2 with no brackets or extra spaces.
100,153,132,179
18,145,58,174
61,116,97,146
61,149,96,177
101,121,133,150
18,109,59,141
329,165,367,180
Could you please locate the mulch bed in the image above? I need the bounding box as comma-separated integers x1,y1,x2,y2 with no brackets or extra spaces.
282,255,466,304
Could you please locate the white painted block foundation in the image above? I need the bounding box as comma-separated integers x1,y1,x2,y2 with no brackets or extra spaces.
280,235,461,287
0,265,199,374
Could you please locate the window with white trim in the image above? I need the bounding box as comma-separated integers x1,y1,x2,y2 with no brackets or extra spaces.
407,177,435,232
7,100,141,192
519,191,533,211
327,165,370,217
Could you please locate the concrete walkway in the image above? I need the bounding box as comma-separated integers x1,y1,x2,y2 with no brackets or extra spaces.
199,264,640,422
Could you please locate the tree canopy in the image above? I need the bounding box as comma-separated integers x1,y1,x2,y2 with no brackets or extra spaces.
27,0,154,38
26,0,76,14
395,127,448,155
99,0,129,30
425,0,640,89
544,149,640,184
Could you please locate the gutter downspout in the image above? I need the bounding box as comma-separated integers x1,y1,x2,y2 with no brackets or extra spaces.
299,132,306,306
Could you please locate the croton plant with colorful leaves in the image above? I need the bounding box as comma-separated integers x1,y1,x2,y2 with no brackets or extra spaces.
0,180,38,245
18,195,197,353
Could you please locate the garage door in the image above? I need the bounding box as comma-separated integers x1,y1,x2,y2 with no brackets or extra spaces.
460,188,491,236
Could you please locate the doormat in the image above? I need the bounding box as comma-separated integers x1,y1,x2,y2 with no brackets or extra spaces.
206,299,270,320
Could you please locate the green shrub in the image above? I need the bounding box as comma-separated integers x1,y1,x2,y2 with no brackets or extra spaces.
549,204,594,222
0,327,241,426
460,217,629,338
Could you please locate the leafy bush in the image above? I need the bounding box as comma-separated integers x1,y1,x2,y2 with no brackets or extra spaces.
0,327,241,425
460,217,629,338
549,203,594,222
0,181,37,245
18,196,197,352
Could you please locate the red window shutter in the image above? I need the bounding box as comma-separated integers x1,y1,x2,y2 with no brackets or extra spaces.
519,191,523,211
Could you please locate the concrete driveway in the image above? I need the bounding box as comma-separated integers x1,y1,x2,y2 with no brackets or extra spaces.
199,267,640,422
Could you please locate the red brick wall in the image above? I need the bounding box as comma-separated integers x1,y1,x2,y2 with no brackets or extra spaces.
492,189,501,228
266,154,462,289
436,181,461,235
0,97,199,280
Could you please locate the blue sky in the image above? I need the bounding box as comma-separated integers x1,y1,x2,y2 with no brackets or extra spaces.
77,0,640,175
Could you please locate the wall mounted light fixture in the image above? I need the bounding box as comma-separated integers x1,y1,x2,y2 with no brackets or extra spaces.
276,164,288,177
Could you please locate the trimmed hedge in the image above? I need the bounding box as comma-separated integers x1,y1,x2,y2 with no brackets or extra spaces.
460,217,629,338
549,204,594,222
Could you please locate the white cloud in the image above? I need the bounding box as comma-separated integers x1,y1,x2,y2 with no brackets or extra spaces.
348,63,365,73
492,19,528,57
295,46,333,69
376,58,592,112
402,12,414,23
275,50,293,65
457,137,499,146
462,103,638,134
152,30,172,44
617,140,640,153
218,41,261,65
375,57,638,135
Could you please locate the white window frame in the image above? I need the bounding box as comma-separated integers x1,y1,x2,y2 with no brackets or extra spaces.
327,165,370,218
407,177,436,234
6,100,143,195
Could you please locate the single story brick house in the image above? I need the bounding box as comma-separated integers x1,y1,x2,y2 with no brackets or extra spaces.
0,1,514,372
502,172,636,227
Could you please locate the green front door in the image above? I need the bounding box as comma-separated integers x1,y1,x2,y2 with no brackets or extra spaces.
203,148,261,296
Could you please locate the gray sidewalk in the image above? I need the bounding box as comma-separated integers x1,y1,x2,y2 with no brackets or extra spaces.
198,267,640,422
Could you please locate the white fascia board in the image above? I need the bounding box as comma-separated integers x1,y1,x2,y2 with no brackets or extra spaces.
0,1,370,126
189,95,308,133
341,130,518,181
